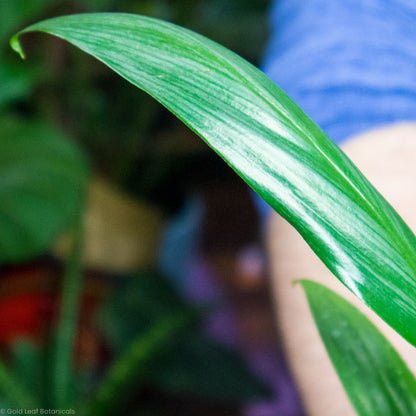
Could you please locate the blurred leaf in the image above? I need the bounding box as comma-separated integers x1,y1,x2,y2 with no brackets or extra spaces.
75,0,115,13
50,211,84,409
98,271,189,352
90,310,193,416
301,280,416,416
126,0,174,21
0,352,37,408
11,13,416,346
99,272,269,403
190,0,269,63
0,63,39,111
0,116,88,262
0,0,53,42
0,398,12,410
149,333,270,402
11,340,95,411
11,341,44,399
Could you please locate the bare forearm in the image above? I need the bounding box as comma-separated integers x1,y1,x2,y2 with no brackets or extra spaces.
266,123,416,415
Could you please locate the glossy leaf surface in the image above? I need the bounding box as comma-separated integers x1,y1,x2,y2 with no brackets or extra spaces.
301,280,416,416
11,13,416,345
0,116,88,262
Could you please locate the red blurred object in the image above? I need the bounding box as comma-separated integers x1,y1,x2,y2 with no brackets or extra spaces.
0,258,110,367
0,260,56,345
0,293,54,344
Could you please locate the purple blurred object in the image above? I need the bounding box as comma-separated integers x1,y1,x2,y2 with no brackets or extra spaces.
188,257,305,415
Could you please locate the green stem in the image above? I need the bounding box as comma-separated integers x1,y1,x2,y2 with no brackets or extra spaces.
87,312,193,416
0,359,37,409
51,211,85,409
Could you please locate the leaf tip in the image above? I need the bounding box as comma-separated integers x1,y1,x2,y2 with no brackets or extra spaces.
10,34,26,60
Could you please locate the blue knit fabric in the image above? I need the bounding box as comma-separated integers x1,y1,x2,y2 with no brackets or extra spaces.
263,0,416,143
257,0,416,217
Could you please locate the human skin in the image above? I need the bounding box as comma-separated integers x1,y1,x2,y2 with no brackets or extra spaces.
266,122,416,415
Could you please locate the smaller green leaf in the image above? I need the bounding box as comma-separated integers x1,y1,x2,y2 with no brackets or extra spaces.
0,116,88,262
300,280,416,416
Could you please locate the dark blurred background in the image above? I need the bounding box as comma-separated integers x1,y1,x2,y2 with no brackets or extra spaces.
0,1,303,415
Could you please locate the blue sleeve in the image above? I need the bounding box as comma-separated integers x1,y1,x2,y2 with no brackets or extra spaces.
256,0,416,217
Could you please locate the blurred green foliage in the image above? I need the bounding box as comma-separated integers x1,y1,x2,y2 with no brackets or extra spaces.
3,271,269,414
0,116,87,262
100,271,270,404
0,1,271,414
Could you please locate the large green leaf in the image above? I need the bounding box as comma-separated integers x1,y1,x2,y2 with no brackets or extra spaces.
300,280,416,415
0,116,88,262
10,13,416,345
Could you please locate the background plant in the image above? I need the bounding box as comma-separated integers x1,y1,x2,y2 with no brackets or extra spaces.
0,2,272,415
